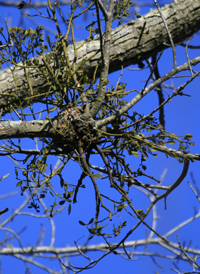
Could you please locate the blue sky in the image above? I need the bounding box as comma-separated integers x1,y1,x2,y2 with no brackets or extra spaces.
0,1,200,274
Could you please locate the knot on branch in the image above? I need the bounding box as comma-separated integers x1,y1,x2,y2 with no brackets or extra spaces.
52,106,95,154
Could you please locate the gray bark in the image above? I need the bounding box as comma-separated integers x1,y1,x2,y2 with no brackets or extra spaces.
0,119,55,139
0,0,200,110
0,106,96,153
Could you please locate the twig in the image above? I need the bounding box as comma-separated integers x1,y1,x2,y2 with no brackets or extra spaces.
95,0,109,19
0,208,8,215
185,36,194,76
95,0,104,64
176,234,200,269
153,0,177,68
187,181,200,202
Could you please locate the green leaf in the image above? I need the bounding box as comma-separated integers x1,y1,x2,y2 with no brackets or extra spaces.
22,171,27,176
16,181,22,187
41,163,47,172
97,225,102,233
93,174,101,179
88,235,94,240
117,204,127,212
117,205,123,212
179,144,186,150
136,209,143,215
167,141,176,145
88,218,94,225
68,191,73,198
122,221,127,226
29,28,35,35
142,165,146,171
89,228,96,234
15,168,18,177
68,203,71,215
46,35,50,43
131,151,139,157
79,220,85,226
184,134,193,140
60,178,64,188
189,142,195,146
59,200,65,205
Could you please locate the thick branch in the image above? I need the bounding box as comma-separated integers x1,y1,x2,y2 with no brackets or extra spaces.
0,0,200,110
0,120,56,139
1,235,200,255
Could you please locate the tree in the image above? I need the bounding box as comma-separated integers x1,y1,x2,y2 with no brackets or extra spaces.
0,0,200,273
